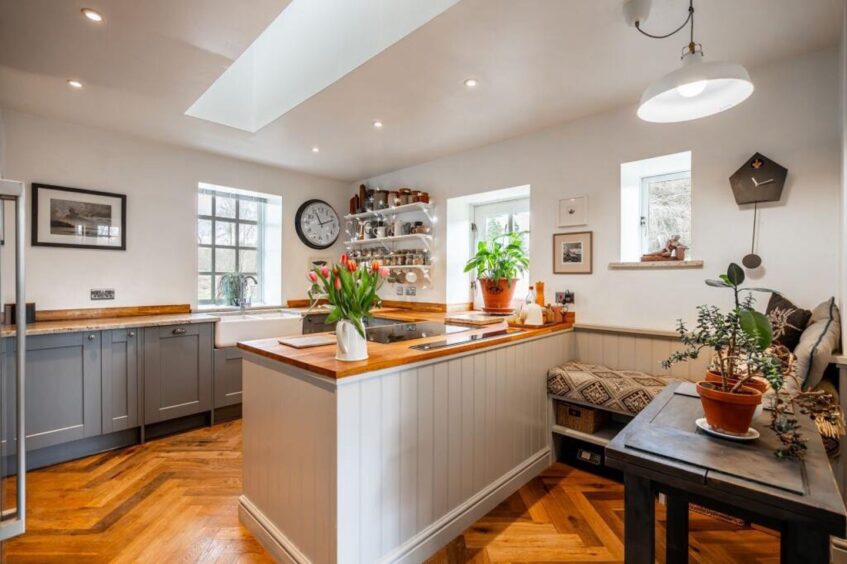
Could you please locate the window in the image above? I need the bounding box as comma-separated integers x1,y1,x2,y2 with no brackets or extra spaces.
472,197,530,300
620,151,692,262
197,184,281,307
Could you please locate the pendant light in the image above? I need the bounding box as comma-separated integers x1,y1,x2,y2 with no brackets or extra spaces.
625,0,754,123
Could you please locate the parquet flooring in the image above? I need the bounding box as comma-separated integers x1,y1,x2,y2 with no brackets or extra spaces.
5,419,271,563
4,419,780,563
427,463,781,563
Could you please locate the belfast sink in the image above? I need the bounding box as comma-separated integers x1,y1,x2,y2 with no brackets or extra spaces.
214,310,303,348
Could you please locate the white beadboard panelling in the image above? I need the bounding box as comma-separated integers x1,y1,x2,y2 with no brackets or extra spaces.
244,331,570,564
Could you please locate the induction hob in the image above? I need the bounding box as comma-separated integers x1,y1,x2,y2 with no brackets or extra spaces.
365,321,469,344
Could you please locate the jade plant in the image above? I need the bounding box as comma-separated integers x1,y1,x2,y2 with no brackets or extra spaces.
662,263,783,393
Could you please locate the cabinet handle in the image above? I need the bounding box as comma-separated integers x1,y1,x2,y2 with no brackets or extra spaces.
172,327,187,335
128,331,135,337
88,334,96,341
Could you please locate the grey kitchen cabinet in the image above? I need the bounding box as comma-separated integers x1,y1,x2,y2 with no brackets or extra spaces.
101,328,140,433
4,332,102,452
214,347,243,408
144,323,213,424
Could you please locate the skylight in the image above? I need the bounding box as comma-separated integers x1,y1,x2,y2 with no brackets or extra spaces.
185,0,461,132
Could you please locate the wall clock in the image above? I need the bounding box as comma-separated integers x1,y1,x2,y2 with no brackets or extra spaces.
729,152,787,205
295,199,340,250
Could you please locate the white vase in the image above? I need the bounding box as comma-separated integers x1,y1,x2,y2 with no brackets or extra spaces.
335,319,368,361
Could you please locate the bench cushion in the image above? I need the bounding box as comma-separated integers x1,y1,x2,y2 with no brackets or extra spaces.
547,361,677,416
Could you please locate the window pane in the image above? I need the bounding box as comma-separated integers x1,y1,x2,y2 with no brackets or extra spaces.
485,215,508,241
216,248,236,272
239,222,258,247
645,176,691,253
198,247,212,272
240,249,257,272
198,219,212,245
240,199,259,221
216,195,236,218
198,193,212,216
214,275,224,301
198,276,212,301
215,221,235,245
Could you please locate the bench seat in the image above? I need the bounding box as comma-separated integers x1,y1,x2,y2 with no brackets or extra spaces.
547,361,678,416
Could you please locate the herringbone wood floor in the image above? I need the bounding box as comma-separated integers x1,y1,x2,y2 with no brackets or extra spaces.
4,419,779,562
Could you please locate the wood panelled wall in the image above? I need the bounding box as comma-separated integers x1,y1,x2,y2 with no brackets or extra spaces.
573,326,710,381
336,332,572,563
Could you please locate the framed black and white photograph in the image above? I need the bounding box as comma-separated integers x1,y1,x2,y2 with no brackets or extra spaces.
553,231,592,274
32,183,126,250
557,195,588,227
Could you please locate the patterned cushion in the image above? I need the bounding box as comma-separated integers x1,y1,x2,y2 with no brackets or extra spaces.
547,362,677,416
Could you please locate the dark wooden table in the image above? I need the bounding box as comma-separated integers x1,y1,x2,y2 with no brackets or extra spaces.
606,381,846,564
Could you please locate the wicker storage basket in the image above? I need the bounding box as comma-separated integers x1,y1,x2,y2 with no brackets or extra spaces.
556,401,609,433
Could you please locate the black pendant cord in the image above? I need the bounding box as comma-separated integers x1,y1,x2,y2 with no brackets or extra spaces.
751,202,758,254
636,0,695,41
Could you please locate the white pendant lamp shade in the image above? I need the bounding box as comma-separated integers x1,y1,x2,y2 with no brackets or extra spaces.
638,54,754,123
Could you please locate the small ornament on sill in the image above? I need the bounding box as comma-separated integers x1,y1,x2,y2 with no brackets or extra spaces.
640,235,687,262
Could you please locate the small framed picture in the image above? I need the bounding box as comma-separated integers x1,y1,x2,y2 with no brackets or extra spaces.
32,183,126,250
558,195,588,227
553,231,592,274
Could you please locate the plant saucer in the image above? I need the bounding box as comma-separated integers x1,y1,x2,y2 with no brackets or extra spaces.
695,418,760,442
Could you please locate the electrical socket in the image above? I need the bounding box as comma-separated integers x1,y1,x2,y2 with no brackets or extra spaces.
404,286,416,296
91,288,115,300
395,285,404,296
555,291,575,305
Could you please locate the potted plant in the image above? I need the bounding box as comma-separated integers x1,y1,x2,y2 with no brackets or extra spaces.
464,231,529,313
307,255,388,361
663,263,784,435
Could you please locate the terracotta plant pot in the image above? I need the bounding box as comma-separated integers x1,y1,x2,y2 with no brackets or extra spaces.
704,371,769,395
696,381,762,435
478,278,518,312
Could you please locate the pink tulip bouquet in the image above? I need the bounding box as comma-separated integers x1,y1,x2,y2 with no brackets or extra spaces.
307,255,389,338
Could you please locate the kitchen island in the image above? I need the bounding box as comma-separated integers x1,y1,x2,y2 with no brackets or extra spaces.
237,311,573,563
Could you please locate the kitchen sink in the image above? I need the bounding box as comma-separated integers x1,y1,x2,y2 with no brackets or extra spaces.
215,310,303,347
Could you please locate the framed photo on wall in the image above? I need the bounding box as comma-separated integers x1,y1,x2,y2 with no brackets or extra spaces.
553,231,592,274
32,183,126,250
558,195,588,227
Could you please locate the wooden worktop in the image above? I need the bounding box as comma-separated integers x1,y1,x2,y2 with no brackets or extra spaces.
0,313,218,337
237,309,573,379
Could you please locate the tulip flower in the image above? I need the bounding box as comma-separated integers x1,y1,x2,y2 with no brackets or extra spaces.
379,267,390,278
347,259,357,272
340,254,348,265
371,260,380,273
320,265,330,278
307,271,318,283
334,276,342,290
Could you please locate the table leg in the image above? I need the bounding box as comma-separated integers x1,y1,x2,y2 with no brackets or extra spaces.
665,495,689,564
781,524,830,564
624,473,655,564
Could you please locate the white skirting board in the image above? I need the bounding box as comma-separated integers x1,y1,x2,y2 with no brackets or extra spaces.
382,447,553,563
239,496,311,564
239,448,553,564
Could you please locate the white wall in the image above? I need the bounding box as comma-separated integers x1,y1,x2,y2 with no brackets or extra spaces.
362,48,841,331
0,109,348,311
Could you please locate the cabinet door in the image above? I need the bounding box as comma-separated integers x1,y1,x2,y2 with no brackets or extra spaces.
101,329,139,433
144,323,212,424
6,332,102,451
214,347,243,408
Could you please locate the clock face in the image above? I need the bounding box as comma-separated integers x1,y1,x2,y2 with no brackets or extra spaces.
295,199,340,249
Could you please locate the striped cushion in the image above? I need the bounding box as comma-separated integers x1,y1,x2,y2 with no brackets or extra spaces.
547,361,676,416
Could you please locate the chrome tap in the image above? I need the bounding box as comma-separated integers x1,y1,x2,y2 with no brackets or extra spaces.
239,274,258,315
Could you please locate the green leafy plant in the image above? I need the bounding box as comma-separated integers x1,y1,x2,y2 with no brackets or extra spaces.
663,263,783,393
218,273,242,306
463,231,529,285
307,255,387,338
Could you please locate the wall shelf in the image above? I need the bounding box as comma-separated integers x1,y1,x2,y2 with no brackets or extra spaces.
345,202,434,221
608,260,703,270
346,233,432,251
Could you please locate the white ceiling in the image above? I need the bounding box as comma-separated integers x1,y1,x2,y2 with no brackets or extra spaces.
0,0,841,182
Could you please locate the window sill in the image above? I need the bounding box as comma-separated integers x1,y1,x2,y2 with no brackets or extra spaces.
608,260,703,270
196,304,283,313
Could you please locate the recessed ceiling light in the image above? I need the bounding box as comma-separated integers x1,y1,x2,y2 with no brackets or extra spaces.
81,8,104,22
311,146,320,153
463,78,479,88
372,120,384,129
67,79,84,89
